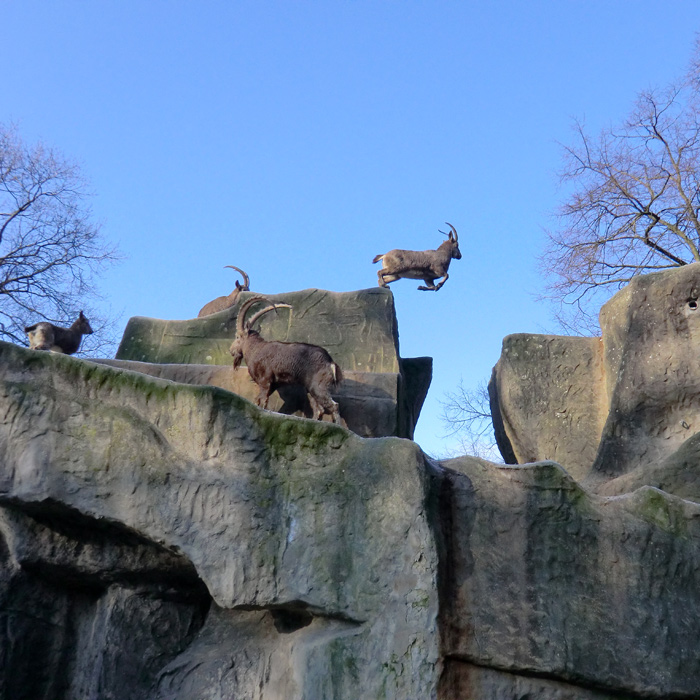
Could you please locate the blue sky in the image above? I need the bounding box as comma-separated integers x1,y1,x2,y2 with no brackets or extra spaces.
4,1,700,456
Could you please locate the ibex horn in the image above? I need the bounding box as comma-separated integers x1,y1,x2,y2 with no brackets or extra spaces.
225,265,250,289
247,302,292,330
236,296,268,336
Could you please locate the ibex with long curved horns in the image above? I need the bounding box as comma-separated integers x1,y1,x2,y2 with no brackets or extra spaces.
373,223,461,291
229,296,344,424
198,265,250,317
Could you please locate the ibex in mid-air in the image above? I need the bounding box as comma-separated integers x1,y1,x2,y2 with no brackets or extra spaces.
373,223,461,291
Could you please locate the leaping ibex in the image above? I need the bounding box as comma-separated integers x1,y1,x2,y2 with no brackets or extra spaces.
198,265,250,317
373,223,461,291
230,296,344,424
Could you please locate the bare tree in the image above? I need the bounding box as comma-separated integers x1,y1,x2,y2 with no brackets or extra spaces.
542,43,700,331
439,378,502,461
0,124,118,352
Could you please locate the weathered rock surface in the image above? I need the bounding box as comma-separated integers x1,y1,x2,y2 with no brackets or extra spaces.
3,334,700,698
436,456,700,698
490,263,700,491
489,334,607,480
113,287,432,439
0,341,439,699
117,288,401,371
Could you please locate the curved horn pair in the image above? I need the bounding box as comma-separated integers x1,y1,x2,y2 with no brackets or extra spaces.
236,295,292,336
224,265,250,288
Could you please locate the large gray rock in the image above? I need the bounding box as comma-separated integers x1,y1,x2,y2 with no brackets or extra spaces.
116,288,401,371
435,456,700,698
0,341,439,700
6,257,700,699
113,287,432,440
592,263,700,486
490,263,700,493
489,334,607,480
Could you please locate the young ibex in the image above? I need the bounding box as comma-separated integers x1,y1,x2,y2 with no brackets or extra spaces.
24,311,94,355
373,222,461,291
197,265,250,317
230,296,344,424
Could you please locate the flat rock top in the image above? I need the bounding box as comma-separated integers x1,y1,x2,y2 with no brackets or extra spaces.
116,288,401,372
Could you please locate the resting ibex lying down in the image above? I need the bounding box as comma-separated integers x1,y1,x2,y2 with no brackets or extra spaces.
230,296,344,424
373,222,461,291
197,266,250,317
24,311,93,355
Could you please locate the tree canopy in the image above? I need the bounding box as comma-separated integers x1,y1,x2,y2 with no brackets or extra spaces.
0,124,118,350
542,43,700,331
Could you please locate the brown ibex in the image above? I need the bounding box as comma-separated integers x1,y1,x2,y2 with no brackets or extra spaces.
24,311,94,355
229,296,344,424
197,265,250,317
373,222,461,291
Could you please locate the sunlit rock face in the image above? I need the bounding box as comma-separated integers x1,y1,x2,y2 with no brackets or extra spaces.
0,342,439,699
490,262,700,496
4,268,700,699
434,456,700,699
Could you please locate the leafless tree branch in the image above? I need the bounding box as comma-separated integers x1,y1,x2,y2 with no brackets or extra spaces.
0,123,120,353
540,45,700,331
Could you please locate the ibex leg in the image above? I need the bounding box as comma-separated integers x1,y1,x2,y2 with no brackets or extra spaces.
256,384,272,409
308,391,342,424
434,273,448,290
378,270,400,287
417,277,438,291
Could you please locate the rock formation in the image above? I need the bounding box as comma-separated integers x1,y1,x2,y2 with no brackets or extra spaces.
108,288,432,440
2,271,700,698
0,342,439,699
490,262,700,496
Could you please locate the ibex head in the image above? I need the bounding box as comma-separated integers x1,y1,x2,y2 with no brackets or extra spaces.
76,311,94,335
229,296,292,370
439,222,461,260
225,265,250,292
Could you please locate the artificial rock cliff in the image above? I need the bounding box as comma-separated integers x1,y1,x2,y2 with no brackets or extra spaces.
1,277,700,699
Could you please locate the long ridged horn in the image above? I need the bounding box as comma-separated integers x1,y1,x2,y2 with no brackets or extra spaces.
247,302,292,330
445,222,458,242
225,265,250,289
236,295,268,337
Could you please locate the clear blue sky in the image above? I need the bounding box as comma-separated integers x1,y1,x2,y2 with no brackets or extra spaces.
5,1,700,456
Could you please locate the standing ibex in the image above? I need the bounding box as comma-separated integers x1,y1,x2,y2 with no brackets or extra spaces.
198,266,250,317
373,223,461,291
230,296,344,424
24,311,94,355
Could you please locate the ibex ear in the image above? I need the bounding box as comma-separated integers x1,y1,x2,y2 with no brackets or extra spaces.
235,281,242,290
